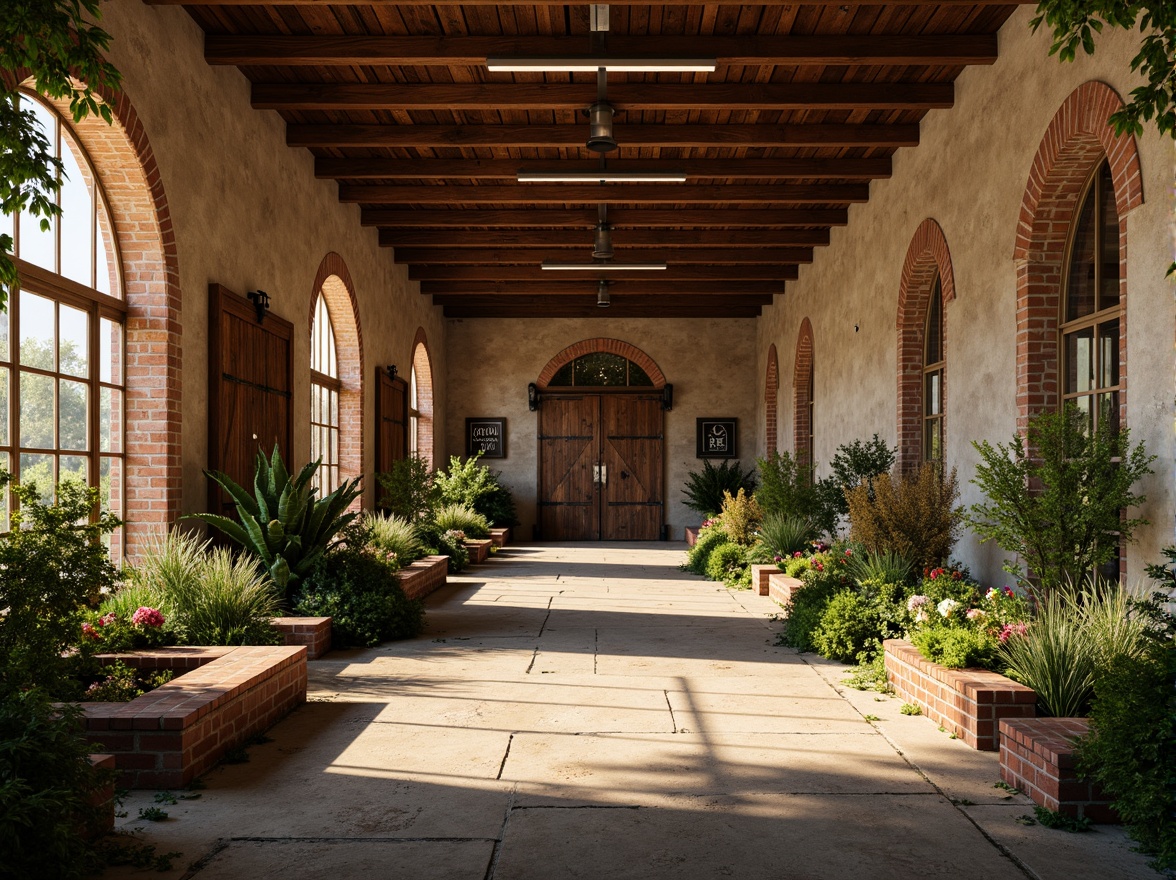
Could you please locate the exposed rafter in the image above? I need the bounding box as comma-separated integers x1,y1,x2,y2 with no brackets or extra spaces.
393,247,815,265
338,183,870,205
362,208,850,228
378,229,833,248
409,265,799,281
421,281,784,296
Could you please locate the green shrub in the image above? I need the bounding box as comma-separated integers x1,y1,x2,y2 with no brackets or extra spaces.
294,547,424,648
783,556,811,578
682,459,756,519
432,502,491,539
685,526,730,575
757,513,816,560
706,542,748,584
812,590,879,662
0,690,111,878
818,434,896,520
83,661,174,702
419,522,471,572
846,463,962,567
910,625,997,669
846,548,914,586
756,451,833,536
364,512,425,568
719,488,762,545
377,453,440,522
999,591,1092,715
780,578,840,653
434,453,518,527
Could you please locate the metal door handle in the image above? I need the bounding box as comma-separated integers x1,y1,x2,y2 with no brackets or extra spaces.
600,464,608,486
592,464,601,485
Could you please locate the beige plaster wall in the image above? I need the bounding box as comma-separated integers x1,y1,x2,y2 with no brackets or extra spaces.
444,318,758,539
99,2,445,513
756,7,1176,584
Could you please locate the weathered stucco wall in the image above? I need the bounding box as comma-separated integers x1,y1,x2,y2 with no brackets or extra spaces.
756,7,1175,583
444,318,758,540
99,3,445,512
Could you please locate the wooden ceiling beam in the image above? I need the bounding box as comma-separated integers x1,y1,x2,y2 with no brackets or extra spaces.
423,281,781,296
363,207,848,227
394,247,814,265
208,35,997,67
317,156,893,181
256,81,953,112
379,228,832,247
436,295,771,319
410,265,798,281
289,123,918,149
338,183,869,205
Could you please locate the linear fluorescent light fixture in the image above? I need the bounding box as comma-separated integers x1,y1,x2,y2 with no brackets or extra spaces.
541,260,667,271
518,170,687,183
486,57,716,73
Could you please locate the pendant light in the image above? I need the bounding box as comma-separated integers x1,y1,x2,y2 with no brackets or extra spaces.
597,280,611,308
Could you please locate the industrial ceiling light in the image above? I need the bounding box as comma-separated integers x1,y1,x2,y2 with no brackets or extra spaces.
486,58,716,73
516,170,687,183
593,222,614,259
597,280,611,308
542,261,666,270
586,99,617,153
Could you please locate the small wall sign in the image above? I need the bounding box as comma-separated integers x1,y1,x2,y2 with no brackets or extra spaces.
696,418,737,459
466,417,507,459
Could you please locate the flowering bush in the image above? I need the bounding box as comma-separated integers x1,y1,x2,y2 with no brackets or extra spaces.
82,660,174,703
906,575,1030,669
79,605,174,655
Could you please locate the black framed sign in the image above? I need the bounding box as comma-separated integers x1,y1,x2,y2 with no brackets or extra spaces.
697,418,737,458
466,417,507,459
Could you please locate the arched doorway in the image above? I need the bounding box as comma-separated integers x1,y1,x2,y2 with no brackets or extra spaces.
536,340,667,541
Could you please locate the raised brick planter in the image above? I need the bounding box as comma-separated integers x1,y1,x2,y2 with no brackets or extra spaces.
85,753,117,838
1000,717,1117,822
685,527,700,547
82,646,307,789
884,639,1036,750
272,616,332,659
489,527,510,548
768,572,804,608
465,538,492,565
398,554,448,601
750,564,776,596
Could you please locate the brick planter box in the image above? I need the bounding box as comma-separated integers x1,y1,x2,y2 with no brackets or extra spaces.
1000,718,1117,822
768,572,803,608
85,753,117,838
398,554,449,601
272,616,331,659
750,564,777,596
81,646,306,788
489,527,510,548
685,527,700,547
465,538,492,565
884,639,1036,750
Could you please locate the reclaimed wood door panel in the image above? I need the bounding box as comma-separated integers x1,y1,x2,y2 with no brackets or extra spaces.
538,395,598,540
601,394,664,541
208,284,294,516
375,368,408,503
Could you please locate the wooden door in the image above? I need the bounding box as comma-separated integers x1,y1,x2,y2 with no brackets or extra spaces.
538,395,599,540
208,284,294,516
601,394,664,541
374,367,408,499
538,393,664,541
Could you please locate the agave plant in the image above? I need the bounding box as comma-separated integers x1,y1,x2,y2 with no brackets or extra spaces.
192,446,361,600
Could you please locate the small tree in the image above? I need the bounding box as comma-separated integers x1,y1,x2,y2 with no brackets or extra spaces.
377,453,441,521
817,434,897,523
967,405,1154,595
756,451,833,536
846,463,962,568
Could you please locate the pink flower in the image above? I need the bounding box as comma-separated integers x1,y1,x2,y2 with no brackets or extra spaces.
998,622,1028,643
907,594,931,613
966,608,985,621
81,622,101,640
132,606,165,627
814,562,824,572
844,548,853,556
792,551,803,559
98,612,117,626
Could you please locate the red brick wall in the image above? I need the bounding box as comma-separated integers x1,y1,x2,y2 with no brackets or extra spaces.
1000,717,1117,822
412,327,435,468
398,554,449,601
896,219,956,475
272,616,333,659
792,318,814,469
765,343,779,454
535,337,668,389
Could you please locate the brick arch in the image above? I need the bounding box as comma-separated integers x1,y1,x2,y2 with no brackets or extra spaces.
309,253,364,499
1013,81,1141,431
896,219,955,474
536,338,667,389
793,319,815,469
8,73,183,561
410,327,435,468
765,344,779,454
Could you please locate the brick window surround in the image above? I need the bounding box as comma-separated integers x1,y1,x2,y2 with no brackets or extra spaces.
792,319,814,469
765,343,779,455
1013,81,1142,433
308,254,363,503
896,219,956,475
410,328,435,468
5,73,183,562
536,337,667,389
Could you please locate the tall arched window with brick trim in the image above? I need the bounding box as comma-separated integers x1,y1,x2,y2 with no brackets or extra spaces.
409,332,434,468
792,319,814,473
923,276,945,464
765,344,779,455
0,91,126,554
309,293,340,493
1061,161,1121,435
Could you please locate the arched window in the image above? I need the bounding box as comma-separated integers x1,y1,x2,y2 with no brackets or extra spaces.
546,352,654,387
309,293,340,493
1061,161,1120,434
409,331,434,468
408,363,420,457
793,319,814,474
923,276,945,463
0,91,125,551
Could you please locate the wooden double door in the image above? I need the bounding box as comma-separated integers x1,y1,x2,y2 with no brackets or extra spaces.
538,393,664,541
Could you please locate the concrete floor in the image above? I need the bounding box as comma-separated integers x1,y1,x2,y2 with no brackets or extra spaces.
108,543,1156,879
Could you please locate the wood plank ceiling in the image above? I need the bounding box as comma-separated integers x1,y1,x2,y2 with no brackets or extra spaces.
162,0,1021,318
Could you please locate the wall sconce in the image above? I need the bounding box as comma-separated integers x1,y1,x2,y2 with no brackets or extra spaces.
246,289,270,323
662,383,674,411
527,382,540,411
385,364,398,381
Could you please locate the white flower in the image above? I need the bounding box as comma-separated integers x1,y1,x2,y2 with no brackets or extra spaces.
915,610,929,624
937,598,959,618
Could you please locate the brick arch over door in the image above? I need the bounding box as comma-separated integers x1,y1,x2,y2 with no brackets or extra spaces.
765,344,779,454
536,338,667,389
896,219,956,474
793,319,814,469
1013,81,1142,431
7,72,184,561
309,253,364,497
411,327,435,468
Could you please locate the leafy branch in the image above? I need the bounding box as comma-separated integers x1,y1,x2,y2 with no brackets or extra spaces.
0,0,121,310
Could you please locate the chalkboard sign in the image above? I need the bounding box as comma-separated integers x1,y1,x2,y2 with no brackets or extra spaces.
466,417,506,459
696,418,737,459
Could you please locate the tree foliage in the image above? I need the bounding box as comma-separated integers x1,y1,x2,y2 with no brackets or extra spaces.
1,0,122,309
846,463,962,568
